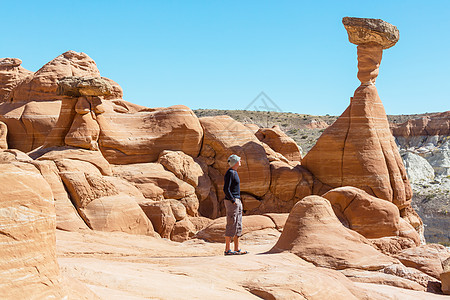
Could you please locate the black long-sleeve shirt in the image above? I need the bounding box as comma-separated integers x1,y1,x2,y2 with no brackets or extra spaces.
223,168,240,203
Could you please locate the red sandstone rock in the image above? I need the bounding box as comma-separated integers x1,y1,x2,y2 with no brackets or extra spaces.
188,216,213,232
83,194,156,236
0,58,33,101
169,199,187,221
269,160,306,202
241,193,261,212
33,159,90,231
0,121,7,149
270,195,398,270
158,150,211,201
306,118,329,129
171,218,196,242
60,170,155,235
263,213,289,231
0,161,66,298
442,257,450,295
255,125,302,161
340,268,426,291
98,103,203,164
244,123,260,133
369,236,417,256
394,244,450,280
382,264,442,293
35,147,112,175
0,51,100,152
303,18,413,215
322,186,419,244
391,111,450,138
113,162,199,216
139,199,176,239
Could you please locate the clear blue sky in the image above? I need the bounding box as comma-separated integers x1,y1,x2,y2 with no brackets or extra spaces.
2,1,449,115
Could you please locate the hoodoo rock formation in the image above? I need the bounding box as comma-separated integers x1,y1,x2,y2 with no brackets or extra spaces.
302,17,421,235
0,58,33,101
0,16,447,298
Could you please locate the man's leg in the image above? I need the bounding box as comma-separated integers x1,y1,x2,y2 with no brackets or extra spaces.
233,235,239,252
225,236,232,252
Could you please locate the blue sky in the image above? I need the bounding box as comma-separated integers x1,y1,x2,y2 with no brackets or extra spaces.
2,1,449,115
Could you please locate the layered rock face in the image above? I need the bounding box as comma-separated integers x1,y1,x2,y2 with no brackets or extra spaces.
255,125,302,161
322,187,420,244
270,195,399,270
0,51,101,152
303,17,414,214
392,112,450,244
0,58,32,101
392,111,450,150
0,155,65,298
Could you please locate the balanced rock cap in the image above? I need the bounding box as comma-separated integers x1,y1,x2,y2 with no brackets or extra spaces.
57,76,112,97
0,58,22,68
342,17,399,49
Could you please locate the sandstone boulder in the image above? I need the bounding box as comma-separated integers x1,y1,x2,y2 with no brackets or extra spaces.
255,125,302,161
60,171,155,235
270,195,398,270
34,147,112,175
188,216,213,232
263,213,289,231
81,193,156,236
171,218,196,242
0,51,100,152
98,103,203,164
158,150,211,201
113,162,199,216
241,193,261,212
342,17,399,49
369,236,417,256
139,199,176,239
200,115,270,197
269,160,310,202
442,257,450,295
322,187,419,242
394,244,450,279
32,159,89,232
57,76,112,97
382,264,442,293
0,58,33,101
169,199,187,221
0,121,7,149
340,268,426,291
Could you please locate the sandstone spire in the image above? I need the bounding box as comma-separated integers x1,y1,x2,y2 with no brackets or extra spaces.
303,17,412,209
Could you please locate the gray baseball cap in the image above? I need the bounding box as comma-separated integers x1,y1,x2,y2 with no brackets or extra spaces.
227,154,241,167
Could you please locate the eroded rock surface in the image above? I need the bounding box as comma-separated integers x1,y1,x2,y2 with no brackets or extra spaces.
303,18,416,236
270,196,398,270
0,58,32,101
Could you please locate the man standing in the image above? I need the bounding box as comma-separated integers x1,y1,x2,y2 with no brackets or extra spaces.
223,154,248,255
